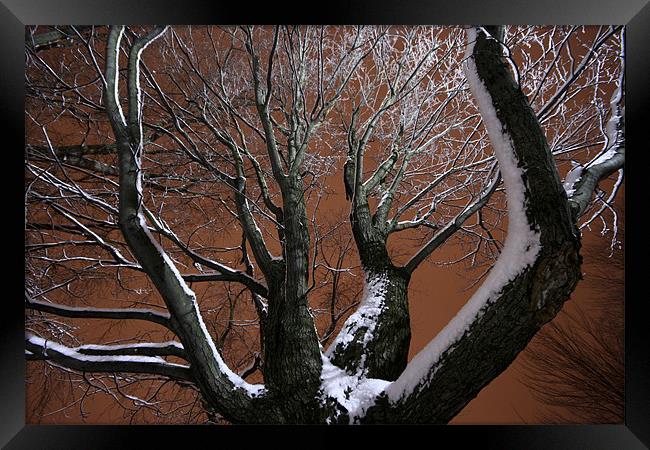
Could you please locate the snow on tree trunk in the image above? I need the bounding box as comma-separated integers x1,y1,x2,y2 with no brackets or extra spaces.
318,353,391,424
326,267,411,381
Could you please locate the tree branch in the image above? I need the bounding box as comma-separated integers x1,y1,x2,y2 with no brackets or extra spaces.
404,168,501,274
103,25,268,423
75,341,187,360
26,334,193,382
567,30,625,221
26,297,175,332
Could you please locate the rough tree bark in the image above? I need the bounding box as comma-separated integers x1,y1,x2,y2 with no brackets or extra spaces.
327,197,412,381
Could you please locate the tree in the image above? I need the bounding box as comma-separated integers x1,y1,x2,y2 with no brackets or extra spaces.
25,25,624,424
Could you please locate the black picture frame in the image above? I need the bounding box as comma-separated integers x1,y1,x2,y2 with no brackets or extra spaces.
4,0,648,447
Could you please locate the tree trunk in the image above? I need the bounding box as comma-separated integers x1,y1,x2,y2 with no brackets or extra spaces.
328,200,411,381
259,174,325,422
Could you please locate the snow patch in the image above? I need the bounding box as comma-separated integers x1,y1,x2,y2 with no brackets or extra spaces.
319,354,390,424
319,272,393,422
325,272,388,359
562,162,583,197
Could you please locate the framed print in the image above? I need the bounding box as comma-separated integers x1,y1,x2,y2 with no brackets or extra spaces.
4,0,648,447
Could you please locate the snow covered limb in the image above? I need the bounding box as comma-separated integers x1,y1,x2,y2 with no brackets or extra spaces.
566,31,625,222
326,178,412,380
26,334,193,382
102,26,270,423
361,26,582,423
74,341,187,359
326,270,410,381
567,138,624,222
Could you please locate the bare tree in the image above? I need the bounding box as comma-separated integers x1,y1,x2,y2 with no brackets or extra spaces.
25,25,624,424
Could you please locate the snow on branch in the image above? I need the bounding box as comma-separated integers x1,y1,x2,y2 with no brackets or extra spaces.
325,272,388,369
105,25,267,407
26,333,193,382
75,341,187,359
566,28,625,223
384,27,541,403
319,354,390,424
